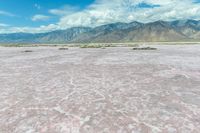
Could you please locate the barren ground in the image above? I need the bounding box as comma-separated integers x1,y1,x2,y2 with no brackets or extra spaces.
0,45,200,133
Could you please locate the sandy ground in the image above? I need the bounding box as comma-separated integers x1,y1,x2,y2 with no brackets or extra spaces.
0,45,200,133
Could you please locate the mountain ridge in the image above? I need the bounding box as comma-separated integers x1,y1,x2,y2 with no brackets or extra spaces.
1,20,200,43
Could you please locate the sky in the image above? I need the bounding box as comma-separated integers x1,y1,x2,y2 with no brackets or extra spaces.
0,0,200,33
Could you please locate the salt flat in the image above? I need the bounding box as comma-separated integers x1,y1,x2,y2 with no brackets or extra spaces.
0,45,200,133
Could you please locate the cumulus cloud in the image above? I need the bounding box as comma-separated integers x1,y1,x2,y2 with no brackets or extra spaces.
57,0,200,28
31,14,50,21
1,0,200,33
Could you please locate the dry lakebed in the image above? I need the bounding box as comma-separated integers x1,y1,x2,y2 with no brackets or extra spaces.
0,45,200,133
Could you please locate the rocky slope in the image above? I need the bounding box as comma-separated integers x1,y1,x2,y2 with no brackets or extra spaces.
0,20,200,43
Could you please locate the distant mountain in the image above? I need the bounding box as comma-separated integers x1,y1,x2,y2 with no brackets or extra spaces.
170,20,200,39
121,21,188,42
72,21,143,43
0,33,38,43
1,20,200,44
0,27,91,43
36,27,91,43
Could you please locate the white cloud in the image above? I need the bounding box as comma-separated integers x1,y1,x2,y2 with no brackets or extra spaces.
1,0,200,33
0,10,15,17
31,14,50,21
49,5,79,16
0,23,9,27
0,24,59,34
56,0,200,28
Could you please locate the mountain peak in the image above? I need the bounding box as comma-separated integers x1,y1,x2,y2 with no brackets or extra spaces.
0,19,200,43
171,19,200,27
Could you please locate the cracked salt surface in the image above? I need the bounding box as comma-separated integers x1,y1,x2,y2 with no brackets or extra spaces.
0,45,200,133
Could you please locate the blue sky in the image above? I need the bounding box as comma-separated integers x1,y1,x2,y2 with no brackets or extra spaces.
0,0,200,33
0,0,94,27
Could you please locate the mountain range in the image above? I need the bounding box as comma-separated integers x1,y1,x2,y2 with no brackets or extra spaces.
1,20,200,43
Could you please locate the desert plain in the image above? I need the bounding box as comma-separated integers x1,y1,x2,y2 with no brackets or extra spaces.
0,44,200,133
